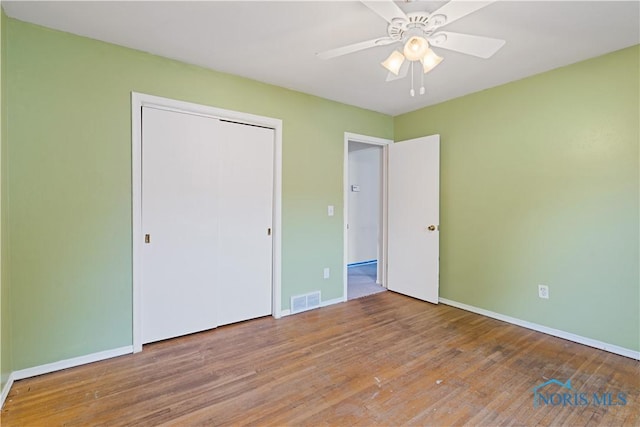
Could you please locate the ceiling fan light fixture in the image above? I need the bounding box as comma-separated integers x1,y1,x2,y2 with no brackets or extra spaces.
403,36,429,61
381,50,406,75
420,48,443,73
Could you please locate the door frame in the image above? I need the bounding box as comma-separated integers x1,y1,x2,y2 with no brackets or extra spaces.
131,92,283,352
343,132,393,300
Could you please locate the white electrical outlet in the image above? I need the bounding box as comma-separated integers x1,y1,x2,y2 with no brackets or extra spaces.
323,267,330,279
538,284,549,299
328,205,334,216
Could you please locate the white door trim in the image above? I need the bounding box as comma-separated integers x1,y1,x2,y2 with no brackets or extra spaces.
132,92,283,352
343,132,393,300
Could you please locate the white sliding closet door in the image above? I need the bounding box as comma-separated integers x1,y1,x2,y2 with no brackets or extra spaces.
141,108,274,344
217,121,274,326
142,107,221,343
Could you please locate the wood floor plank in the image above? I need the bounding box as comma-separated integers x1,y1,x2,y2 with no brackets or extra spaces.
2,292,638,426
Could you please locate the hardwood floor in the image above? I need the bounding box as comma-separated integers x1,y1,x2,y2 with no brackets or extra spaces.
2,292,638,426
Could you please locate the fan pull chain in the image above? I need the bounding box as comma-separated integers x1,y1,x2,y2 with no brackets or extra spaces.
410,62,415,97
420,68,425,95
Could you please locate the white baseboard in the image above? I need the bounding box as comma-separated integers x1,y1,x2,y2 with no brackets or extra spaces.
0,345,133,410
12,346,133,381
439,298,640,360
1,372,16,408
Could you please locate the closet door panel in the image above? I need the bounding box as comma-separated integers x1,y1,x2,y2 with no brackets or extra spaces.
141,107,220,344
217,122,274,326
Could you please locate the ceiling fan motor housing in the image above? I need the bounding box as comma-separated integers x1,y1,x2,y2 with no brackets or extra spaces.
387,12,445,42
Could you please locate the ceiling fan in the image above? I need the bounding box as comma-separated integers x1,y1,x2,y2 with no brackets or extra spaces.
317,0,506,96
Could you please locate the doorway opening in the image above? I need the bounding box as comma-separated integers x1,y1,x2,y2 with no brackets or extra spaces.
347,261,385,300
343,133,392,301
343,133,440,304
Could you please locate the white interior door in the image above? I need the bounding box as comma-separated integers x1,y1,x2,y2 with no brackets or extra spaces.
142,107,220,343
217,121,274,326
387,135,440,303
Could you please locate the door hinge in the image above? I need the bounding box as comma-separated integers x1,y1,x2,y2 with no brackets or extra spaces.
144,234,151,244
267,228,272,236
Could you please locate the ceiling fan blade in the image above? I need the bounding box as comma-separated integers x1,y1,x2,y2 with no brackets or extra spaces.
429,32,505,59
361,0,409,24
427,0,496,29
317,37,395,60
386,60,410,82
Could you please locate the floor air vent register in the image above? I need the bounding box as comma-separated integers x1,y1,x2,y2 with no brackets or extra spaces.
291,291,321,314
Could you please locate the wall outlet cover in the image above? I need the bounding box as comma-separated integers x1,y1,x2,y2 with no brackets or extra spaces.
538,284,549,299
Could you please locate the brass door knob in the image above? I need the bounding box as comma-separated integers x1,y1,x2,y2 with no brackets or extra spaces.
427,225,436,231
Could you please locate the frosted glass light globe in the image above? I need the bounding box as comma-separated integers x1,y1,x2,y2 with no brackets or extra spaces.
403,36,429,61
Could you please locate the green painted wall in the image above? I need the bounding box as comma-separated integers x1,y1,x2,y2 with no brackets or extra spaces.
395,45,640,351
4,18,392,370
0,8,10,392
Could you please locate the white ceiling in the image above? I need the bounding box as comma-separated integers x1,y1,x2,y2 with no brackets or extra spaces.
3,1,639,116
